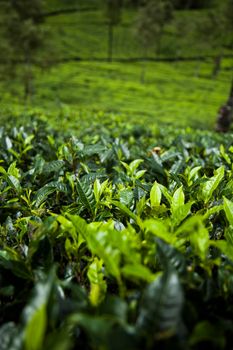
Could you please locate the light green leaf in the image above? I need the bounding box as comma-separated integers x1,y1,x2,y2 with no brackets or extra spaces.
129,159,144,173
135,169,146,179
121,159,144,176
201,166,224,203
172,202,193,227
66,214,88,240
8,162,20,178
223,196,233,226
24,134,34,145
210,240,233,261
93,179,101,203
159,184,172,204
24,305,47,350
203,204,223,220
171,186,184,213
136,196,146,216
121,264,157,283
87,230,121,280
0,166,6,174
144,219,172,244
178,216,209,261
191,226,209,261
23,273,54,350
87,258,107,306
150,181,162,207
189,166,202,183
220,144,231,165
121,161,130,173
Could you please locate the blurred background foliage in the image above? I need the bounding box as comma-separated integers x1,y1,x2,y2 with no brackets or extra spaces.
0,0,232,128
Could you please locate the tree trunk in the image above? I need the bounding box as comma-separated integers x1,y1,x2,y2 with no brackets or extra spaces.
108,23,114,62
194,59,202,77
24,71,32,101
212,54,222,78
215,78,233,132
24,49,34,102
140,61,146,84
140,46,148,84
155,27,164,56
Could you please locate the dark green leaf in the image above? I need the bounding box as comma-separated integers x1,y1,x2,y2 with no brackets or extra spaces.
136,270,183,339
76,178,95,215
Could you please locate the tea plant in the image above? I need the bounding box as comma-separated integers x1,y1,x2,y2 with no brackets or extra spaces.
1,119,233,350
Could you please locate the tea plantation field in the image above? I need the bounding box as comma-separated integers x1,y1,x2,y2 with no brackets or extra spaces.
1,117,233,350
1,58,232,130
1,0,232,129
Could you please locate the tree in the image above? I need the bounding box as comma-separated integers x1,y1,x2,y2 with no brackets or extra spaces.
135,0,174,56
194,0,233,131
195,0,233,77
104,0,123,62
172,0,214,10
2,0,46,100
135,0,174,82
124,0,143,7
215,78,233,132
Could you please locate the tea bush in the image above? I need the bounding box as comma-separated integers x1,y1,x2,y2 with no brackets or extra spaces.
1,118,233,350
